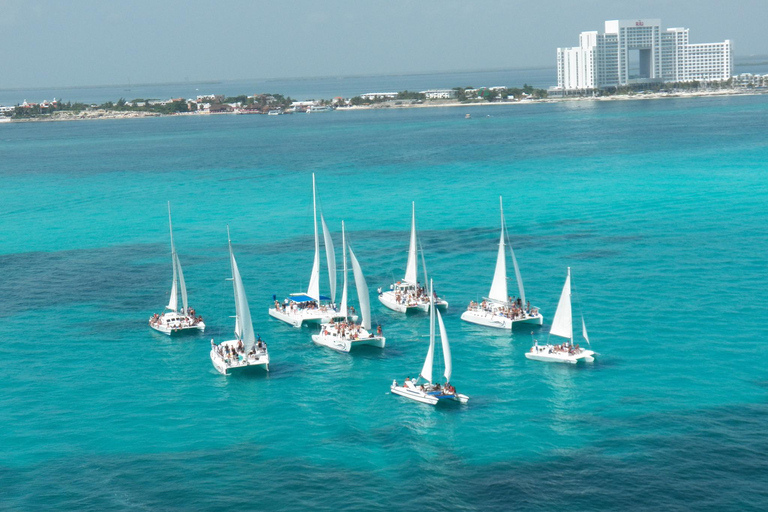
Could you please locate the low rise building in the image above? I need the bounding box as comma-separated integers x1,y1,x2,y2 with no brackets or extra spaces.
421,89,457,99
360,92,398,101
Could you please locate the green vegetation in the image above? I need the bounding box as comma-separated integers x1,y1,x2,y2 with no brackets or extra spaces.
3,83,552,120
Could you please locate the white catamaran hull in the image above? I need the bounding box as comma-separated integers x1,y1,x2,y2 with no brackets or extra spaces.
524,346,595,364
268,307,354,328
210,341,269,375
460,309,543,329
378,291,448,314
311,333,386,352
390,382,469,405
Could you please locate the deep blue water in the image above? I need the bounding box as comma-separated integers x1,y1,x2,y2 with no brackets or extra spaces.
1,94,767,511
0,67,555,106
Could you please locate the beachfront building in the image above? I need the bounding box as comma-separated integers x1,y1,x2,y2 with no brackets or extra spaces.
421,89,457,100
360,92,399,101
555,19,732,92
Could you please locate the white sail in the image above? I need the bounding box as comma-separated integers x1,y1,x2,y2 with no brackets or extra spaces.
167,202,179,312
404,202,418,284
582,316,590,346
348,244,371,330
437,309,452,383
509,243,526,307
176,253,188,314
321,212,336,304
419,239,429,288
550,268,573,341
167,263,178,311
230,235,256,352
339,221,348,319
488,200,508,302
307,174,321,301
420,280,435,383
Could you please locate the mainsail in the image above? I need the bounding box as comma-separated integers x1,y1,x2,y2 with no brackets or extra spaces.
549,267,573,341
488,198,508,303
420,280,436,383
582,316,590,346
348,243,370,330
437,309,452,383
339,221,348,319
307,174,321,301
404,202,418,284
509,242,526,307
321,212,336,304
229,233,256,352
176,253,188,314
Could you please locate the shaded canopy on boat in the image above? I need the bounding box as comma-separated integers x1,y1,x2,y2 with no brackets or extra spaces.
289,294,331,303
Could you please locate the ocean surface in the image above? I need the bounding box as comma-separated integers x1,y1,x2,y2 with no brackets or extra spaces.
0,67,557,106
1,93,767,511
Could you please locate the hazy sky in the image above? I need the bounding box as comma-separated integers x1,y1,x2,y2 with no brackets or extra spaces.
0,0,765,89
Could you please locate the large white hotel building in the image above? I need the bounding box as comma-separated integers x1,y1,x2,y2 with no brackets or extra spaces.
556,19,732,92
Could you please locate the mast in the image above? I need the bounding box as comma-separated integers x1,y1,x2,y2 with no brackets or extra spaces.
404,202,418,284
500,197,526,306
340,221,348,319
227,226,240,340
229,227,256,351
488,196,508,303
166,202,178,312
307,173,321,301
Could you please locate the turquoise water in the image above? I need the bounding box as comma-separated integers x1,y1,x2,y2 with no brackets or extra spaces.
1,95,768,510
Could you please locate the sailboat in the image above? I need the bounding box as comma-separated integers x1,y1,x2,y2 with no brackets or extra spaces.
378,202,448,314
312,221,386,352
461,197,543,329
390,280,469,405
149,203,205,335
210,228,269,374
268,173,353,327
525,267,595,364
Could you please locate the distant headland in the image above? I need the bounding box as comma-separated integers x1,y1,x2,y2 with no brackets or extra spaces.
1,76,766,123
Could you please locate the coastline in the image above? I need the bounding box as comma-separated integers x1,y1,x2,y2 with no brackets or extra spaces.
5,88,766,123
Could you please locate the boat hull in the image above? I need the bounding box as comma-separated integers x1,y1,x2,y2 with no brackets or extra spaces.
460,310,542,329
268,307,353,328
378,291,448,314
311,333,386,352
149,314,205,336
525,346,595,364
210,343,269,375
390,382,469,405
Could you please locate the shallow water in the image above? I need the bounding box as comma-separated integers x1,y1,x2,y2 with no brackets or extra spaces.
1,94,767,510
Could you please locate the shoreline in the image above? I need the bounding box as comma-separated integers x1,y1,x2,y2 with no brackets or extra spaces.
5,88,766,123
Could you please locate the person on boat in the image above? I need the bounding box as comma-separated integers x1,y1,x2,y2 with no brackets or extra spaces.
376,325,382,336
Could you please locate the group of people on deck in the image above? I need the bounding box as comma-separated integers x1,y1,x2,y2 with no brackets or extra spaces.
467,296,538,320
273,298,335,314
211,336,267,364
532,341,582,355
150,311,204,328
321,319,382,340
402,377,457,395
387,281,435,306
